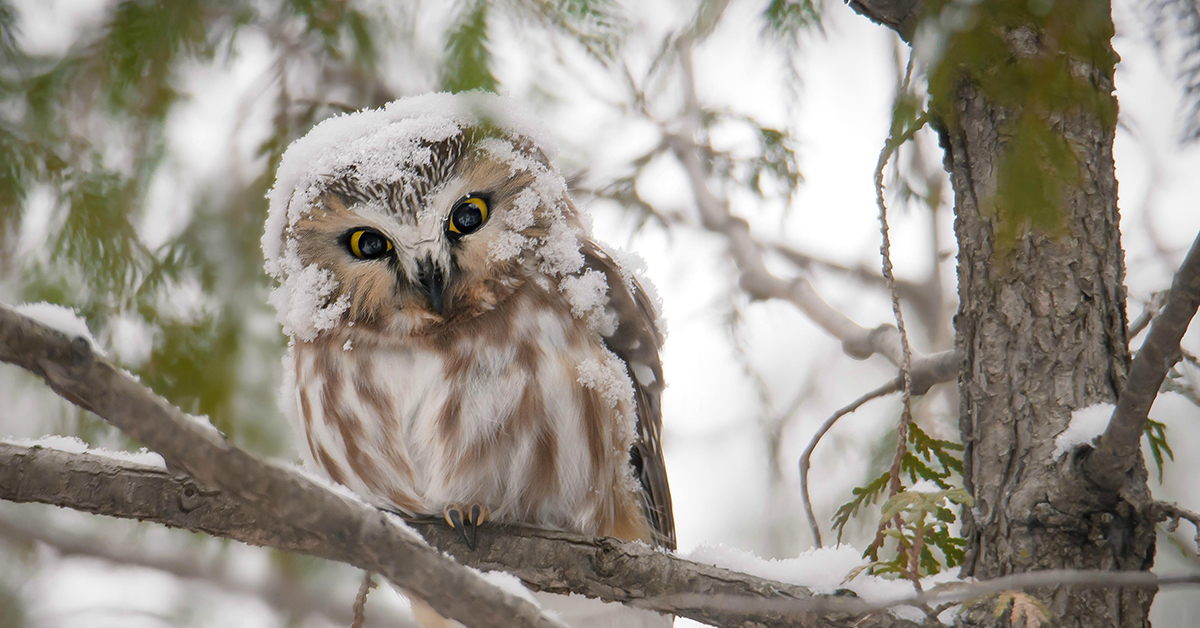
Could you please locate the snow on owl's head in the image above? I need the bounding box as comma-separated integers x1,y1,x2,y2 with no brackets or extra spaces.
263,93,592,342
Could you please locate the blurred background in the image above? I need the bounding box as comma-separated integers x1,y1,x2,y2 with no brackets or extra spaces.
2,0,1200,626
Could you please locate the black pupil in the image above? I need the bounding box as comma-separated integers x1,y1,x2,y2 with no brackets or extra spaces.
453,202,483,232
359,232,386,257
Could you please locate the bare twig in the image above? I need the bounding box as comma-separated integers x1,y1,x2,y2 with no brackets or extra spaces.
800,380,902,548
1153,501,1200,553
0,306,565,628
353,571,378,628
1129,291,1168,339
1089,228,1200,490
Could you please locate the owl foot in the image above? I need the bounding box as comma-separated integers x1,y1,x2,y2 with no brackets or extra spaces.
443,503,490,550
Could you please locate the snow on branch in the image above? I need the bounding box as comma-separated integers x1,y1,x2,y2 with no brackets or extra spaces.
5,445,1198,628
0,441,930,628
1089,228,1200,490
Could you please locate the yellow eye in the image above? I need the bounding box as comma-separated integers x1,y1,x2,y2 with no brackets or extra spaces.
447,196,489,237
347,229,393,260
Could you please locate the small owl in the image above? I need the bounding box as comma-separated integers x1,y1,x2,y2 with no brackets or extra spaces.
264,93,673,627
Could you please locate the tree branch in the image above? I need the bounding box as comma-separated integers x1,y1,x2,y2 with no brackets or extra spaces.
666,40,956,395
0,305,564,628
0,441,929,628
1089,228,1200,490
800,380,901,548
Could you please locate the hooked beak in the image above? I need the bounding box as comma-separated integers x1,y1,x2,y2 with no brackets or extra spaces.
415,256,448,315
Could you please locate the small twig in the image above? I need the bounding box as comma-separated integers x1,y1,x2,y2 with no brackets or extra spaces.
353,571,377,628
1128,291,1168,339
1153,501,1200,554
799,380,901,548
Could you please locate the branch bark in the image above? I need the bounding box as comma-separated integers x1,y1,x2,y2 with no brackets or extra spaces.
0,441,930,628
6,443,1198,626
0,307,936,628
1088,228,1200,490
0,306,564,628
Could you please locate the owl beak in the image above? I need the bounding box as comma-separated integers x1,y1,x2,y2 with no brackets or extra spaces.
415,257,447,315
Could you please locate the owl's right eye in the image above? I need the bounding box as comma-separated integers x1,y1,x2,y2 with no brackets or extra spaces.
346,229,393,260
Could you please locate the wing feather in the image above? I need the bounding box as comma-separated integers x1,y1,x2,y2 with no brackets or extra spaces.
580,238,676,550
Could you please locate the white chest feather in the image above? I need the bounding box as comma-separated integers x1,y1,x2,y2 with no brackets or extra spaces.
285,297,641,537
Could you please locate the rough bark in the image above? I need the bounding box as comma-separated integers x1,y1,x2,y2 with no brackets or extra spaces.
939,5,1156,627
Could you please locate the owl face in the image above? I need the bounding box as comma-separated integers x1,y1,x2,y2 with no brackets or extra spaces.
264,94,583,342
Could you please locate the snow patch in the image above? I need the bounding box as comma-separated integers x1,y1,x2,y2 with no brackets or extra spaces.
577,352,636,411
686,543,958,620
480,571,541,606
538,221,585,277
2,436,166,469
267,242,352,341
11,302,103,354
1053,402,1115,458
560,268,617,335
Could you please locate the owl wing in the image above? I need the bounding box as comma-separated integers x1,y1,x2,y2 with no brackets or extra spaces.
580,238,676,550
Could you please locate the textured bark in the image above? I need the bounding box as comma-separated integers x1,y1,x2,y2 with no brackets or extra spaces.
940,7,1157,627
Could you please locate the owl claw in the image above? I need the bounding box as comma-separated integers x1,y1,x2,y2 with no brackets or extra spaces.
443,503,489,550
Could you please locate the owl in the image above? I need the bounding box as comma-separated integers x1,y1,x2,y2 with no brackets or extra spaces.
263,93,674,627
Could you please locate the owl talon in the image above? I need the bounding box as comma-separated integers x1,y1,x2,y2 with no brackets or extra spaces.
467,504,489,549
443,503,489,550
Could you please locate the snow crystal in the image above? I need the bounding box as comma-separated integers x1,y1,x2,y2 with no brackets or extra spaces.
267,242,352,341
577,351,635,410
505,187,540,231
1053,402,1115,458
538,221,585,277
599,242,667,338
11,302,103,354
560,268,617,335
488,230,532,262
343,339,353,351
2,436,166,469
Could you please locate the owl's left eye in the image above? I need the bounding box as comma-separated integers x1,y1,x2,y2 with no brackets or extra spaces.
446,195,489,238
346,229,393,260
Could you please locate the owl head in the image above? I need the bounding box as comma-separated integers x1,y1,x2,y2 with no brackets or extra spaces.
263,93,595,342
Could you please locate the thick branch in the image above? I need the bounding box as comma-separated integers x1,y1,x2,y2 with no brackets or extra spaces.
1089,229,1200,490
0,306,563,628
0,442,927,628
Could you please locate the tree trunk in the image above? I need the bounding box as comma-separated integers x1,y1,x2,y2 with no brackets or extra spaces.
938,2,1157,626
